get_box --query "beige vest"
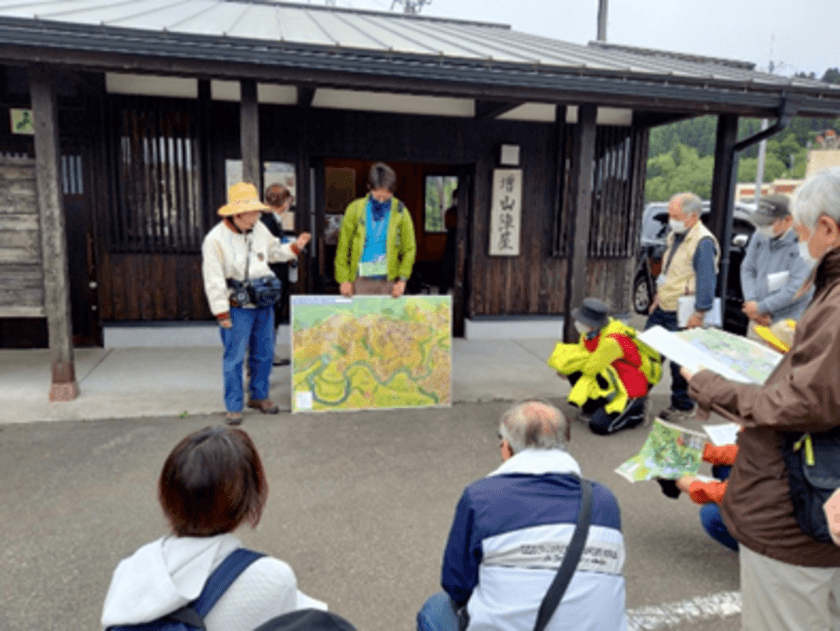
[657,221,720,311]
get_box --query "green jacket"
[334,195,417,283]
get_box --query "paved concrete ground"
[0,398,740,631]
[0,337,578,424]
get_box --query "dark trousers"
[644,307,694,411]
[568,372,647,435]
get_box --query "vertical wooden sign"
[489,168,522,256]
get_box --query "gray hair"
[791,167,840,230]
[669,192,703,218]
[367,162,397,193]
[499,400,569,453]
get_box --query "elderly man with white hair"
[682,167,840,631]
[417,401,627,631]
[645,191,719,424]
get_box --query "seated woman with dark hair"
[101,426,324,630]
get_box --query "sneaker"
[658,407,695,424]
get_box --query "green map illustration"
[291,295,451,413]
[615,419,707,483]
[677,328,781,384]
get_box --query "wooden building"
[1,2,839,398]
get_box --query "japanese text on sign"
[489,169,522,256]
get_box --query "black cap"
[571,298,610,330]
[749,194,790,227]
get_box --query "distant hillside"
[645,67,840,202]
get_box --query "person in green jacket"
[335,162,417,298]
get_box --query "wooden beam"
[563,103,597,343]
[240,78,260,190]
[297,86,315,108]
[708,113,739,300]
[30,65,77,401]
[474,100,522,120]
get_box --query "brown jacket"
[689,248,840,567]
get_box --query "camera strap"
[244,235,252,282]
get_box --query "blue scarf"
[370,197,390,222]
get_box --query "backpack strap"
[191,548,265,618]
[532,478,592,631]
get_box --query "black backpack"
[782,426,840,543]
[254,609,357,631]
[106,548,263,631]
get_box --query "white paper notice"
[677,296,723,328]
[295,391,313,410]
[767,271,789,293]
[703,422,740,446]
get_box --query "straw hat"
[218,182,270,216]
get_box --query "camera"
[227,279,251,308]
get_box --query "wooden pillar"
[452,168,473,337]
[31,65,77,401]
[240,79,260,190]
[563,104,597,342]
[709,114,739,298]
[198,79,214,214]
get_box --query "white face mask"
[574,321,594,336]
[669,219,687,234]
[756,225,776,239]
[799,239,819,268]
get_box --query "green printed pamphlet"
[615,418,707,483]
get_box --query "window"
[424,175,458,233]
[109,98,204,253]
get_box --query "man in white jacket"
[202,182,310,423]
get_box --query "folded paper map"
[615,418,707,483]
[638,326,783,385]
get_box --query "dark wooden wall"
[86,95,646,323]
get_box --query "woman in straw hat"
[202,182,311,424]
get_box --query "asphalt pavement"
[0,398,741,631]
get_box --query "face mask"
[574,321,593,336]
[756,225,776,239]
[669,219,687,234]
[799,239,819,268]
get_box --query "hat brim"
[747,212,776,227]
[217,200,270,216]
[571,307,607,329]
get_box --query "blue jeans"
[699,464,737,552]
[219,306,275,412]
[644,308,693,411]
[700,503,739,552]
[417,591,460,631]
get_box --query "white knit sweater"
[201,221,298,316]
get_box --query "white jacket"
[101,533,325,630]
[201,221,298,316]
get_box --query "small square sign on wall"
[10,108,34,135]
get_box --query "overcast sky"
[319,0,838,78]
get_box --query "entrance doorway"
[318,158,461,294]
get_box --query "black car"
[632,202,756,335]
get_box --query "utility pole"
[754,118,769,203]
[597,0,608,41]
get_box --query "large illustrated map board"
[291,295,452,413]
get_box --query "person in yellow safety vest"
[548,298,661,435]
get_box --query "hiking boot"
[657,407,695,424]
[247,399,280,414]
